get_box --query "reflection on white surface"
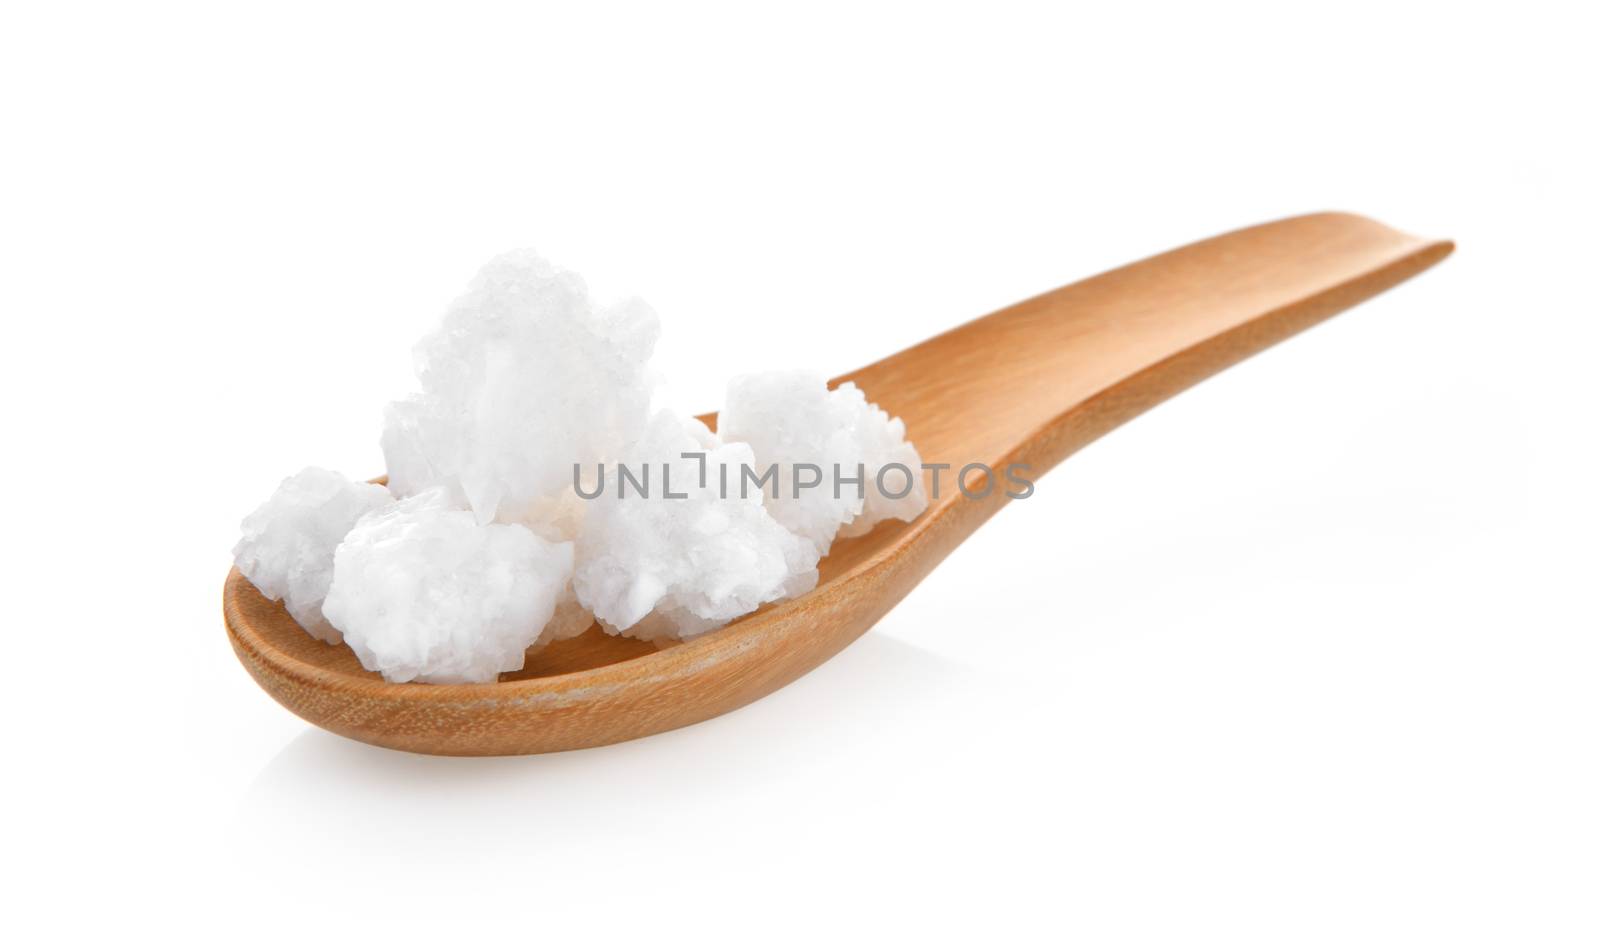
[236,631,979,870]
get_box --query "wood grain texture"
[223,212,1453,755]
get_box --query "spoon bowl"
[224,212,1453,755]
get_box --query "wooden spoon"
[224,212,1453,756]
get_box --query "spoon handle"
[842,212,1454,478]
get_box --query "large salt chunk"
[718,372,928,550]
[232,467,392,643]
[573,411,819,639]
[382,250,660,527]
[321,488,573,683]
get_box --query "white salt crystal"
[382,250,660,527]
[833,383,929,538]
[239,253,936,665]
[573,411,820,639]
[540,584,596,645]
[321,488,573,684]
[232,467,392,643]
[718,372,928,550]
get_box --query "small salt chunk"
[232,467,392,643]
[574,411,820,639]
[322,488,573,684]
[540,584,596,645]
[382,250,660,527]
[833,383,928,538]
[718,372,928,550]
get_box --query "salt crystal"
[321,488,573,684]
[232,467,392,643]
[833,383,929,537]
[382,250,660,528]
[541,584,596,645]
[237,255,934,680]
[718,372,928,550]
[573,411,820,638]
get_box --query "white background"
[4,2,1596,948]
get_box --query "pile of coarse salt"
[233,251,926,683]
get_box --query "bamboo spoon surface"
[224,212,1453,755]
